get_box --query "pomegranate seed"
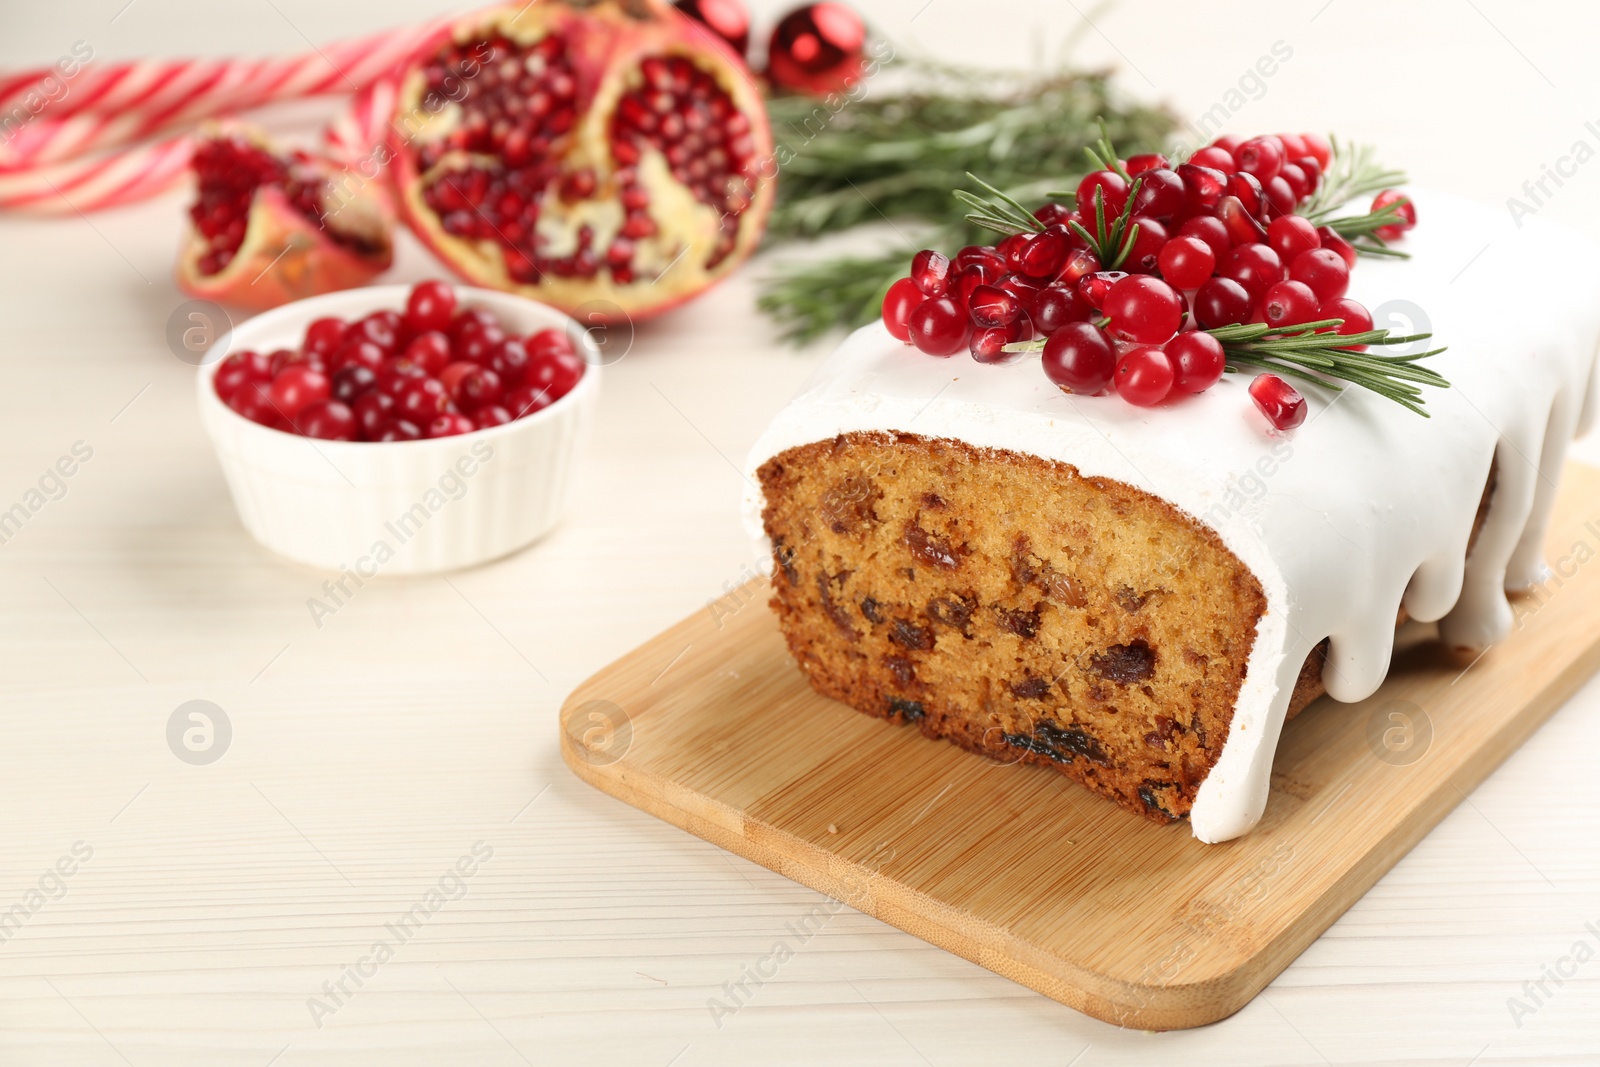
[1267,215,1320,264]
[954,245,1006,274]
[1103,275,1183,345]
[882,277,922,342]
[1225,171,1264,218]
[1176,163,1228,214]
[1033,284,1092,334]
[969,320,1027,365]
[1114,346,1175,407]
[303,318,348,358]
[1262,177,1297,218]
[1164,332,1226,395]
[910,249,951,296]
[1157,235,1216,290]
[1018,229,1070,279]
[907,297,970,356]
[269,365,330,421]
[1178,215,1232,261]
[1077,270,1127,310]
[1261,280,1321,328]
[1221,243,1285,301]
[1233,137,1283,182]
[405,280,457,334]
[1316,225,1358,270]
[1289,248,1350,303]
[1188,146,1236,173]
[1075,170,1129,221]
[992,274,1043,317]
[997,233,1029,271]
[1193,276,1253,329]
[1371,189,1416,240]
[968,284,1020,328]
[1249,373,1306,430]
[1129,168,1186,224]
[1056,247,1102,286]
[1217,195,1268,245]
[1042,323,1116,395]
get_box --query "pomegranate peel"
[176,128,394,312]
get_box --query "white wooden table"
[3,1,1598,1062]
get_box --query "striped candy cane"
[0,18,448,213]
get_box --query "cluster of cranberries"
[881,132,1417,430]
[213,281,586,441]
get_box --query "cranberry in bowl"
[198,282,599,574]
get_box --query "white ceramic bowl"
[197,285,599,575]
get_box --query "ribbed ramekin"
[197,285,598,574]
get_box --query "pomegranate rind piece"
[388,0,775,323]
[176,131,394,312]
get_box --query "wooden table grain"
[2,1,1599,1063]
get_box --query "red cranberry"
[1122,217,1168,274]
[1188,146,1236,172]
[297,400,357,440]
[527,352,585,399]
[1033,202,1075,226]
[505,384,553,418]
[489,338,531,386]
[1193,277,1253,328]
[303,318,347,359]
[1165,332,1226,394]
[1042,323,1116,395]
[1076,170,1130,221]
[1114,346,1175,407]
[460,366,504,409]
[1157,235,1216,290]
[269,365,330,421]
[1211,134,1244,155]
[1262,176,1296,218]
[214,350,272,402]
[1322,297,1373,349]
[882,277,922,342]
[378,359,429,399]
[1278,162,1310,202]
[1301,133,1332,169]
[1103,275,1183,345]
[910,249,951,296]
[1267,215,1320,264]
[1233,136,1283,182]
[267,348,304,378]
[454,324,506,364]
[331,364,378,404]
[1249,373,1306,430]
[1276,132,1308,160]
[1295,156,1323,196]
[474,405,513,430]
[1371,189,1416,240]
[1129,169,1186,224]
[352,392,393,439]
[906,297,970,356]
[1221,243,1284,301]
[526,328,577,362]
[1290,248,1350,303]
[376,418,423,443]
[403,331,452,376]
[449,308,499,346]
[395,377,451,422]
[332,338,385,374]
[354,311,402,353]
[228,380,280,427]
[1261,280,1321,328]
[427,412,477,438]
[1033,284,1092,334]
[405,280,457,335]
[1178,215,1232,261]
[1316,225,1358,270]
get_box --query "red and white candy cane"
[0,19,446,213]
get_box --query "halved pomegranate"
[389,0,775,322]
[176,130,394,311]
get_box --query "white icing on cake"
[742,190,1600,842]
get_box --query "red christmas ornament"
[766,3,866,96]
[673,0,751,58]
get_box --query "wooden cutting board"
[560,462,1600,1030]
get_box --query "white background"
[2,1,1599,1063]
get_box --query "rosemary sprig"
[1301,136,1410,258]
[1006,318,1450,415]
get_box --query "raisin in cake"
[742,191,1600,842]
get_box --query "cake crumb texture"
[757,431,1269,822]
